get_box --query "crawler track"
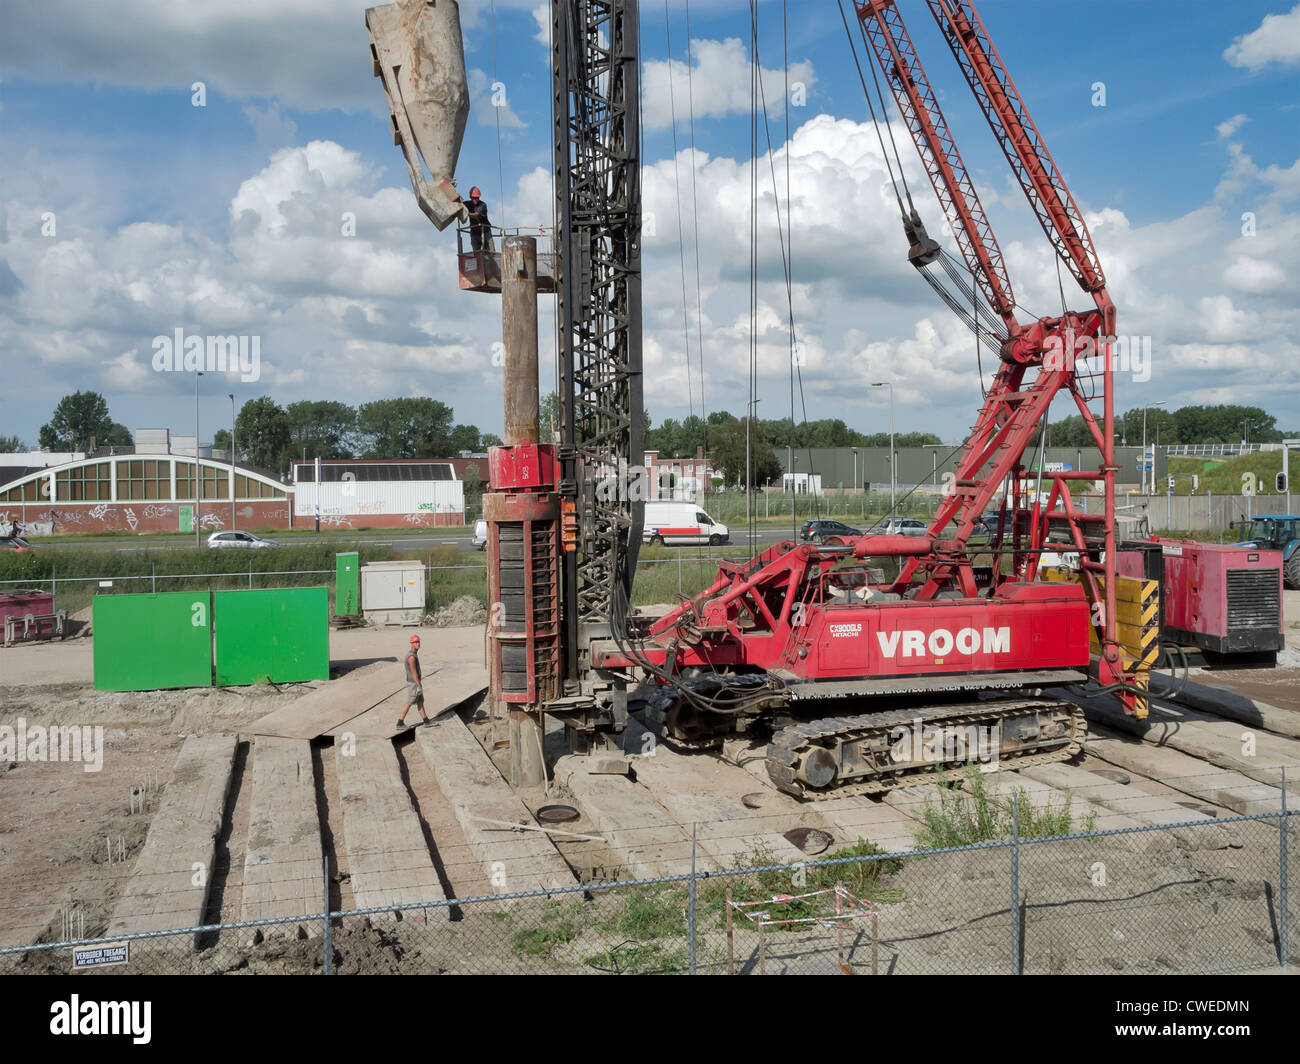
[765,698,1087,799]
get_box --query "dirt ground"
[2,606,1298,975]
[0,624,485,955]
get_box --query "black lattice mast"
[554,0,644,676]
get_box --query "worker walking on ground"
[465,186,492,252]
[397,634,430,729]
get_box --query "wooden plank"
[335,738,447,921]
[1082,693,1300,794]
[248,661,402,739]
[1086,736,1288,815]
[327,663,487,740]
[616,720,811,866]
[241,737,324,933]
[1020,762,1241,850]
[1150,674,1300,740]
[554,756,718,879]
[413,719,576,898]
[107,734,237,947]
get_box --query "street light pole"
[194,370,204,548]
[228,393,236,533]
[872,382,894,514]
[852,447,860,518]
[1142,402,1166,496]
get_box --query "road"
[27,523,804,555]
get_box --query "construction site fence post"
[688,822,698,975]
[1282,768,1289,970]
[725,887,735,975]
[1011,790,1021,975]
[323,856,333,975]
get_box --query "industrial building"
[0,428,290,534]
[643,448,715,500]
[778,445,1165,494]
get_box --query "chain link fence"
[3,808,1294,976]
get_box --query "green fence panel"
[92,592,213,691]
[213,587,330,686]
[336,552,360,616]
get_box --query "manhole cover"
[537,804,580,824]
[1090,769,1131,786]
[783,827,834,855]
[741,792,766,809]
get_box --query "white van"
[642,501,729,546]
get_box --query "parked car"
[867,517,929,537]
[0,535,35,552]
[799,519,863,544]
[472,518,488,551]
[205,530,278,549]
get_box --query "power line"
[664,0,696,428]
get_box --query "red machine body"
[1126,538,1284,655]
[596,541,1090,683]
[484,443,562,704]
[584,0,1144,797]
[488,443,562,494]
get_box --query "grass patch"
[910,766,1096,849]
[510,899,585,956]
[1168,451,1284,496]
[0,542,395,616]
[728,839,904,927]
[583,940,689,975]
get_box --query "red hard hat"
[410,634,421,644]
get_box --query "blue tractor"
[1234,516,1300,589]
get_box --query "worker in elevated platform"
[466,186,493,253]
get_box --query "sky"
[1,0,1298,451]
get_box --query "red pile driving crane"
[370,0,1150,800]
[590,0,1149,798]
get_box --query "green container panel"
[92,592,213,691]
[336,552,360,616]
[213,587,330,686]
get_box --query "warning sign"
[73,942,129,969]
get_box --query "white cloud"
[4,98,1300,447]
[468,68,526,132]
[243,102,299,150]
[641,38,817,132]
[0,0,549,113]
[1223,254,1289,293]
[531,4,550,47]
[1224,4,1300,70]
[1216,114,1250,139]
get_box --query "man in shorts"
[397,633,430,729]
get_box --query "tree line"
[6,393,1298,487]
[218,397,502,471]
[1049,404,1298,449]
[0,392,501,473]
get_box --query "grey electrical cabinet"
[360,561,426,625]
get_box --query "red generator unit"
[1123,539,1284,656]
